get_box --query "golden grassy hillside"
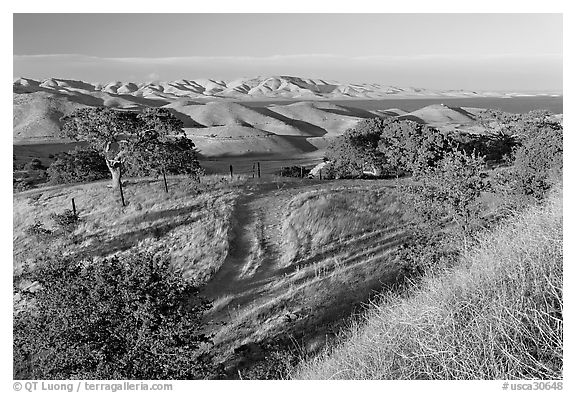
[13,176,242,285]
[293,188,562,379]
[200,181,410,367]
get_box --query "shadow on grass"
[80,205,201,258]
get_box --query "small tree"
[14,251,218,380]
[478,109,563,200]
[60,107,198,189]
[512,123,562,199]
[400,149,489,264]
[325,118,388,178]
[378,119,450,176]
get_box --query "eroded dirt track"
[202,180,320,305]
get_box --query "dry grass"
[13,175,243,285]
[293,188,562,380]
[280,186,405,266]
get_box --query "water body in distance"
[240,96,563,114]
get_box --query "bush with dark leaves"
[47,148,109,185]
[14,251,220,380]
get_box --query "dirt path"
[198,178,409,373]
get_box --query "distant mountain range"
[12,75,560,158]
[14,75,557,104]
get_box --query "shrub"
[325,118,388,178]
[239,348,299,380]
[14,251,219,380]
[378,119,450,176]
[512,123,562,199]
[402,149,489,238]
[451,131,518,162]
[49,210,79,234]
[23,158,45,171]
[277,166,310,178]
[23,221,53,241]
[326,118,451,178]
[13,178,34,192]
[47,148,109,185]
[398,149,489,274]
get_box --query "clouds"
[13,53,562,91]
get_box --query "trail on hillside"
[199,179,408,372]
[201,181,310,306]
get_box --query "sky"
[13,13,563,91]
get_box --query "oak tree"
[60,107,199,188]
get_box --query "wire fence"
[47,157,329,211]
[199,157,326,179]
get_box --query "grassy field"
[293,187,562,379]
[13,175,243,285]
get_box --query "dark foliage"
[47,148,109,185]
[14,251,219,380]
[397,232,460,276]
[13,155,24,171]
[451,131,519,162]
[325,118,388,178]
[23,221,53,241]
[124,136,203,179]
[24,158,46,171]
[277,166,310,178]
[238,349,299,380]
[511,121,563,200]
[398,149,489,273]
[378,119,450,176]
[326,118,451,178]
[478,109,563,200]
[409,149,489,236]
[49,210,79,234]
[13,178,35,192]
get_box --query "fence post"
[229,164,233,179]
[319,169,322,180]
[119,180,126,207]
[300,166,304,178]
[162,170,169,193]
[252,163,255,178]
[257,162,261,178]
[71,198,77,217]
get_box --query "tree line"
[323,110,562,275]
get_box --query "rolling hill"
[14,75,497,104]
[398,104,476,125]
[13,75,505,157]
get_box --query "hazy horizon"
[13,14,563,91]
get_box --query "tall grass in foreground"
[293,188,562,380]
